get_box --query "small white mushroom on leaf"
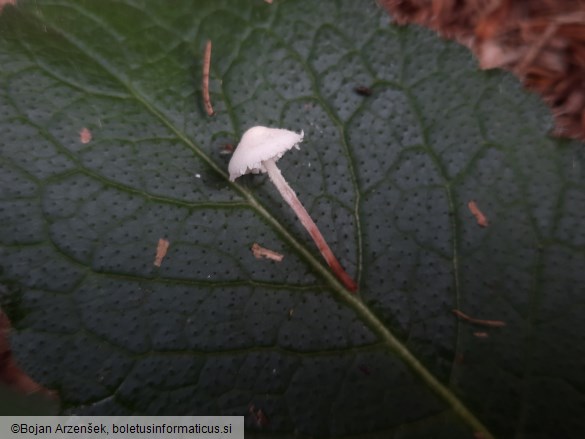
[228,126,358,293]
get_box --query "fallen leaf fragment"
[202,40,214,116]
[79,127,92,144]
[453,309,506,328]
[154,238,170,267]
[264,0,273,3]
[468,200,489,227]
[251,243,284,262]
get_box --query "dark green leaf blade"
[1,1,584,438]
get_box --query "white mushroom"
[229,126,358,292]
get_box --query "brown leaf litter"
[380,0,585,141]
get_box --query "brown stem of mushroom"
[262,159,358,292]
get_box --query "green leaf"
[1,0,584,437]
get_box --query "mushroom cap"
[228,126,304,181]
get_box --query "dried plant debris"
[202,39,214,116]
[251,243,284,262]
[380,0,585,141]
[468,200,489,227]
[452,309,506,327]
[154,238,170,267]
[79,127,92,144]
[354,85,373,96]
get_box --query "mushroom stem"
[262,159,358,292]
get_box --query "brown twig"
[516,22,559,75]
[202,39,214,116]
[467,200,489,227]
[251,243,284,262]
[452,309,506,327]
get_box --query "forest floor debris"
[453,309,506,327]
[380,0,585,141]
[251,243,284,262]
